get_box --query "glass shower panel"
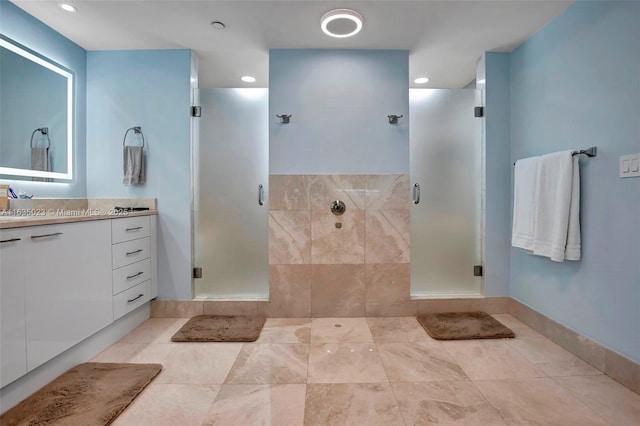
[410,89,483,297]
[193,88,269,299]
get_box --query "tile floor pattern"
[89,315,640,426]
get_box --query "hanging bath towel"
[512,156,539,251]
[512,150,581,262]
[531,151,581,261]
[31,147,51,182]
[123,146,146,186]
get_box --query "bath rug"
[171,315,266,342]
[417,312,515,340]
[0,362,162,426]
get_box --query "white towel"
[564,156,581,260]
[531,151,580,261]
[512,151,581,262]
[123,146,146,186]
[512,156,539,251]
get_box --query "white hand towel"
[531,150,580,261]
[123,146,146,186]
[512,156,539,251]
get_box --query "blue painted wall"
[0,1,86,196]
[509,1,640,362]
[86,50,193,300]
[269,49,409,174]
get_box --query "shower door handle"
[258,184,264,206]
[413,183,420,204]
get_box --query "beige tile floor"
[90,315,640,426]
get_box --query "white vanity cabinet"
[24,220,113,371]
[0,228,27,388]
[0,213,157,387]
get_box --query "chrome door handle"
[126,249,143,256]
[258,184,264,206]
[413,183,421,204]
[31,232,63,239]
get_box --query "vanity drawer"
[113,280,151,321]
[112,216,150,244]
[113,259,151,295]
[112,237,150,269]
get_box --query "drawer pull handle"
[126,271,144,279]
[127,293,144,303]
[0,238,21,243]
[31,232,63,239]
[126,249,143,256]
[126,226,143,231]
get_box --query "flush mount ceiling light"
[414,77,430,84]
[59,3,77,12]
[321,9,363,38]
[241,75,256,83]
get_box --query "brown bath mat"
[417,311,515,340]
[0,362,162,426]
[171,315,266,342]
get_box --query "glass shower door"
[410,89,483,297]
[193,88,269,299]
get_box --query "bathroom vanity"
[0,212,157,388]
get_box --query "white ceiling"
[11,0,572,88]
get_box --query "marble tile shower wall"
[263,174,412,318]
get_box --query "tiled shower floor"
[92,315,640,425]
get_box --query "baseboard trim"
[509,298,639,395]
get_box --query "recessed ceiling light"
[321,9,363,38]
[414,77,430,84]
[59,3,77,12]
[211,21,226,30]
[241,76,256,83]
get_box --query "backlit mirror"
[0,36,73,181]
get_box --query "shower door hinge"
[193,267,203,279]
[474,106,484,117]
[473,265,484,277]
[191,106,201,117]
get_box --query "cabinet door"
[24,220,113,371]
[0,229,27,387]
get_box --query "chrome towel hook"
[387,114,403,124]
[276,114,292,124]
[30,127,51,149]
[123,126,145,147]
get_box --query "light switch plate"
[620,153,640,178]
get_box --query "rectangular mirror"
[0,35,73,181]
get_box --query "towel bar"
[30,127,51,149]
[123,126,145,147]
[513,147,596,165]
